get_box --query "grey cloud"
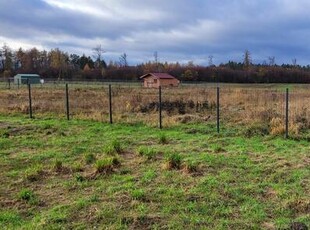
[0,0,309,65]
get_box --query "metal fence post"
[109,84,113,124]
[285,88,289,138]
[28,83,33,118]
[65,83,70,120]
[217,87,220,133]
[8,78,11,89]
[159,86,162,129]
[17,79,20,89]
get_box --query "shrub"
[165,153,182,170]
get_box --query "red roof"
[140,73,177,80]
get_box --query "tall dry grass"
[0,83,309,133]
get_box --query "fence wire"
[0,82,309,135]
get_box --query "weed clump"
[103,139,123,155]
[71,162,83,172]
[214,145,226,153]
[158,133,168,144]
[131,189,146,201]
[75,174,85,182]
[137,146,157,160]
[24,165,44,182]
[53,160,63,172]
[182,160,199,173]
[270,117,285,135]
[18,189,38,205]
[18,189,35,201]
[243,123,269,137]
[85,153,96,164]
[95,157,120,174]
[164,153,182,170]
[270,117,302,136]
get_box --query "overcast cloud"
[0,0,310,65]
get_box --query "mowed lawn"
[0,115,309,229]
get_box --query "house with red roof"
[140,73,180,88]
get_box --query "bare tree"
[208,55,214,66]
[243,49,252,68]
[92,45,106,76]
[292,58,297,67]
[92,45,105,62]
[119,53,128,67]
[268,56,275,66]
[154,51,159,72]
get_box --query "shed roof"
[140,73,177,80]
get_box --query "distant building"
[140,73,180,88]
[14,74,41,84]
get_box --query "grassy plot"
[0,115,309,229]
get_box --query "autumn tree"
[0,44,13,77]
[49,48,69,79]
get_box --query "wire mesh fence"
[0,81,309,137]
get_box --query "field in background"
[0,115,309,229]
[0,82,309,137]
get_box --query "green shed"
[14,74,41,84]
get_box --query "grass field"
[0,83,309,137]
[0,114,309,229]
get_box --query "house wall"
[159,79,179,87]
[143,76,160,88]
[14,76,40,84]
[143,76,180,88]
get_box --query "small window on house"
[154,79,158,83]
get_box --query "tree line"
[1,44,310,83]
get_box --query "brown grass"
[0,83,309,131]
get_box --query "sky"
[0,0,310,66]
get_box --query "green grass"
[0,114,309,229]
